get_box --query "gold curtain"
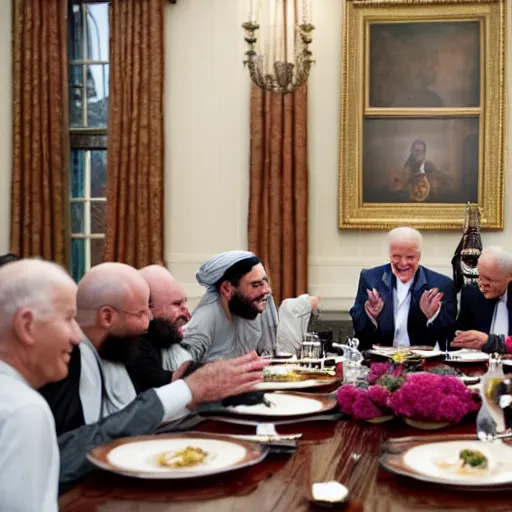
[104,0,164,267]
[11,0,69,264]
[248,86,308,305]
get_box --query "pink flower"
[352,393,383,419]
[368,362,392,384]
[388,373,479,423]
[368,385,391,409]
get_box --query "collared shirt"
[0,361,59,512]
[490,290,509,336]
[79,337,192,423]
[393,279,413,347]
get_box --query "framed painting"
[339,0,506,230]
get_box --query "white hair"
[0,259,75,330]
[388,226,423,251]
[480,246,512,275]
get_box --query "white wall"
[164,0,511,312]
[164,0,251,306]
[0,0,12,253]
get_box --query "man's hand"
[172,360,192,382]
[309,295,321,313]
[451,330,489,350]
[184,351,269,405]
[419,288,443,320]
[365,288,384,319]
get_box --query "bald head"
[138,265,190,343]
[76,262,150,328]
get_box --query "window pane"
[91,238,105,267]
[87,3,110,61]
[71,202,85,233]
[91,150,107,197]
[91,202,105,234]
[70,150,85,198]
[71,238,86,282]
[68,2,85,61]
[69,64,85,127]
[86,64,109,128]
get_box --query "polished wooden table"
[59,414,512,512]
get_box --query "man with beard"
[181,251,279,362]
[350,227,457,350]
[126,265,193,392]
[39,262,268,489]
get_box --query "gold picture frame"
[339,0,506,230]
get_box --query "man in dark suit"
[350,227,457,350]
[452,246,512,352]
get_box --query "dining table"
[58,361,512,512]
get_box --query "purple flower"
[388,372,479,423]
[352,393,383,419]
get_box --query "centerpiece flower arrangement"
[336,361,480,426]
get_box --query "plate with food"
[381,439,512,489]
[255,365,339,391]
[368,347,443,362]
[225,391,337,417]
[447,349,490,363]
[87,432,267,479]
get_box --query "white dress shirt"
[393,279,413,347]
[79,337,192,423]
[0,361,59,512]
[490,290,509,336]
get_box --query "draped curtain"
[104,0,165,267]
[248,86,308,305]
[11,0,69,264]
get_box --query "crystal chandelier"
[242,0,314,94]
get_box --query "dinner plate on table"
[381,439,512,490]
[447,349,489,363]
[225,392,337,417]
[87,432,267,479]
[256,365,340,391]
[368,346,443,360]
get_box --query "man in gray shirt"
[181,251,279,362]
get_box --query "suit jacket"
[350,264,457,350]
[455,282,512,335]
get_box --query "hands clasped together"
[364,287,444,320]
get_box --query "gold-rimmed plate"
[381,438,512,490]
[87,432,267,479]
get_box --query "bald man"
[39,262,268,489]
[0,259,81,512]
[127,265,192,392]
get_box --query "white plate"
[368,348,443,359]
[448,350,490,363]
[254,378,338,391]
[226,392,336,417]
[459,374,480,385]
[403,440,512,486]
[87,433,267,479]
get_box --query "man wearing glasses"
[452,246,512,352]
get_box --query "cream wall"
[164,0,511,312]
[0,0,12,254]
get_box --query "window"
[68,1,109,281]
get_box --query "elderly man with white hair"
[452,246,512,353]
[350,226,457,350]
[0,259,81,512]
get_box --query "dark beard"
[98,333,141,365]
[146,318,183,349]
[228,290,263,320]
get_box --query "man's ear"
[97,306,114,329]
[13,308,36,346]
[219,280,234,299]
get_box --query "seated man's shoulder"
[0,377,51,420]
[421,266,453,286]
[361,263,389,280]
[460,282,482,300]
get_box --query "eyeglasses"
[95,304,153,320]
